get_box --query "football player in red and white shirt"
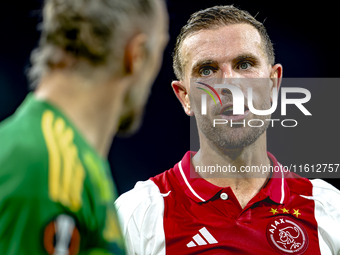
[115,5,340,255]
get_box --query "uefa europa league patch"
[266,216,309,254]
[44,214,80,255]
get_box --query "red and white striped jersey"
[115,152,340,254]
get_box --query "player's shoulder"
[287,174,340,199]
[115,179,167,231]
[0,96,47,154]
[115,179,164,215]
[0,119,46,174]
[300,179,340,252]
[293,178,340,220]
[0,99,52,196]
[115,166,180,225]
[0,128,48,199]
[115,179,168,254]
[309,178,340,191]
[306,179,340,208]
[0,110,46,155]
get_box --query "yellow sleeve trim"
[41,110,85,212]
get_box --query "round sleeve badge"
[266,216,309,254]
[44,214,81,255]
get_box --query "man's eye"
[200,68,213,76]
[239,62,251,70]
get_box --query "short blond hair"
[173,5,275,80]
[29,0,159,86]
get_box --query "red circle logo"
[266,216,308,254]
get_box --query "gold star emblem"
[293,209,301,218]
[269,208,278,215]
[281,208,289,213]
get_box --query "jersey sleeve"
[115,180,166,255]
[0,141,121,255]
[0,97,125,255]
[0,190,90,254]
[0,192,117,255]
[301,179,340,255]
[0,145,64,254]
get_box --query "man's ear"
[171,80,193,116]
[124,33,148,74]
[270,64,283,102]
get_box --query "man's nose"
[217,66,240,96]
[221,64,239,79]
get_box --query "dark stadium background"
[0,0,339,195]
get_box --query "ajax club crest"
[266,216,309,254]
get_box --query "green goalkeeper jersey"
[0,93,126,255]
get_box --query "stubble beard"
[195,98,271,150]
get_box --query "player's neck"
[193,132,270,174]
[35,71,128,158]
[192,133,270,208]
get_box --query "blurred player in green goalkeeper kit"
[0,0,168,254]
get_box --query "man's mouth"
[220,105,249,116]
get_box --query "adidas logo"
[186,227,218,248]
